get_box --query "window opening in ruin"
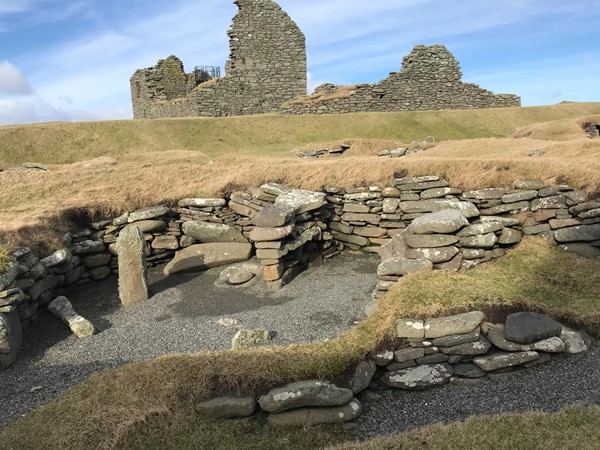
[194,66,221,85]
[377,94,385,99]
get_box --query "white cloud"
[0,61,33,95]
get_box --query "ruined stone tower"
[130,0,307,119]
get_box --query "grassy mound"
[329,405,600,450]
[1,238,598,449]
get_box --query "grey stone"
[128,205,169,222]
[560,327,589,354]
[40,249,71,268]
[267,398,363,427]
[502,190,538,204]
[406,246,459,263]
[183,221,247,244]
[401,200,479,218]
[504,312,562,344]
[395,347,425,363]
[251,204,295,227]
[452,363,487,378]
[195,397,257,419]
[343,203,370,213]
[416,353,449,365]
[459,233,498,249]
[349,360,377,394]
[432,329,480,347]
[479,201,530,215]
[532,337,566,353]
[484,323,523,351]
[396,319,425,339]
[555,225,600,243]
[47,296,96,339]
[474,351,539,371]
[394,176,441,185]
[405,234,459,248]
[0,262,18,291]
[458,222,503,237]
[382,363,453,390]
[377,258,433,276]
[515,180,545,190]
[71,240,105,255]
[82,253,111,269]
[151,235,180,250]
[116,226,148,307]
[249,224,294,242]
[463,188,511,200]
[408,210,469,234]
[179,198,227,208]
[499,228,523,245]
[126,220,167,234]
[275,189,327,214]
[439,336,491,355]
[90,266,112,281]
[341,213,381,225]
[531,195,566,211]
[579,209,600,219]
[424,311,485,339]
[480,216,521,227]
[258,380,353,413]
[164,243,252,275]
[231,329,271,350]
[560,243,600,259]
[0,310,22,369]
[420,187,463,200]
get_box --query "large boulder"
[116,226,149,307]
[504,312,562,344]
[258,380,353,413]
[408,210,469,235]
[267,399,363,427]
[164,243,252,275]
[47,296,96,339]
[182,221,247,244]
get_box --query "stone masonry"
[130,0,307,119]
[283,45,521,115]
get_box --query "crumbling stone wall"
[282,45,521,115]
[130,0,307,119]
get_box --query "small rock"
[474,351,539,371]
[195,397,257,419]
[267,398,363,427]
[382,363,453,390]
[231,329,271,350]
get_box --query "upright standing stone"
[116,226,149,307]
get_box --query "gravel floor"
[0,252,379,428]
[355,346,600,439]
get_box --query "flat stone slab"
[116,226,149,307]
[275,189,327,214]
[459,233,498,249]
[195,397,257,419]
[406,246,459,264]
[474,351,539,371]
[382,363,453,390]
[439,336,491,356]
[408,210,469,234]
[128,205,169,222]
[377,257,433,276]
[164,243,253,275]
[267,398,363,427]
[424,311,485,339]
[251,204,295,227]
[555,225,600,243]
[432,329,480,347]
[258,380,353,413]
[453,363,487,378]
[179,198,227,208]
[182,221,248,244]
[249,225,294,242]
[504,312,562,344]
[396,319,425,339]
[405,234,459,248]
[458,222,504,237]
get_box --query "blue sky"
[0,0,599,125]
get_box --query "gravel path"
[356,346,600,439]
[0,253,379,428]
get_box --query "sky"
[0,0,599,125]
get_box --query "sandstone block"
[116,226,148,307]
[164,243,252,275]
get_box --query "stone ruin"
[130,1,521,119]
[130,0,307,119]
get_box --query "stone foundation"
[1,177,598,369]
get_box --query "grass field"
[0,104,599,252]
[1,238,598,450]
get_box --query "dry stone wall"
[1,176,599,370]
[130,0,307,119]
[283,45,520,115]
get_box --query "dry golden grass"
[510,114,600,141]
[1,132,599,252]
[1,238,598,449]
[328,406,600,450]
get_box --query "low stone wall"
[193,309,591,426]
[1,177,599,369]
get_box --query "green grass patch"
[1,102,599,166]
[329,405,600,450]
[0,248,10,274]
[1,238,598,449]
